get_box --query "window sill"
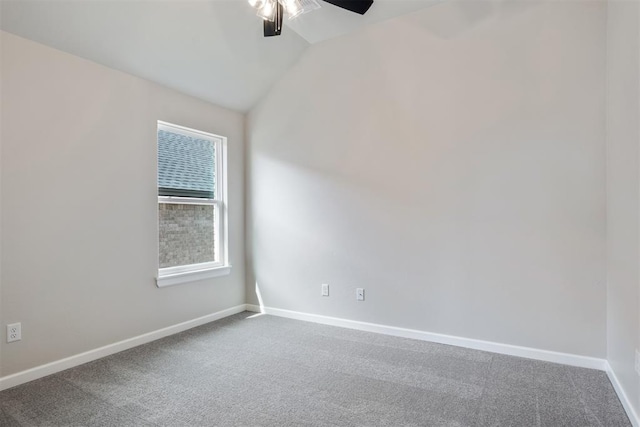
[156,265,231,288]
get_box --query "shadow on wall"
[246,0,606,357]
[246,152,540,330]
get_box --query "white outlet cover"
[356,288,365,301]
[7,322,21,343]
[321,284,329,297]
[635,350,640,376]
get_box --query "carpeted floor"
[0,312,632,426]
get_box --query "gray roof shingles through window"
[158,129,216,198]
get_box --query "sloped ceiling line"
[0,0,440,112]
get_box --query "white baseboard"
[246,304,607,371]
[3,302,623,419]
[0,304,247,392]
[606,362,640,427]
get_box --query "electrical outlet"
[356,288,364,301]
[321,283,329,297]
[635,350,640,376]
[7,323,21,343]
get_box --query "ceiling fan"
[248,0,374,37]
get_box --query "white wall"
[0,29,4,375]
[0,31,246,376]
[247,0,607,357]
[606,0,640,417]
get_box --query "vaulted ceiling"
[0,0,441,111]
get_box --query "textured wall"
[158,203,216,268]
[0,31,245,376]
[247,0,607,358]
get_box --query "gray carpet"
[0,312,632,426]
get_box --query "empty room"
[0,0,639,425]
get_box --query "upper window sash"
[157,121,223,200]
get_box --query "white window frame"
[156,121,230,288]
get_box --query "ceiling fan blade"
[321,0,373,15]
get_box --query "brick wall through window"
[158,203,216,268]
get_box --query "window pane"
[158,203,216,268]
[158,129,216,199]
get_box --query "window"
[156,121,229,287]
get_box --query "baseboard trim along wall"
[606,362,640,427]
[245,304,607,371]
[0,304,247,392]
[246,305,640,423]
[5,302,634,425]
